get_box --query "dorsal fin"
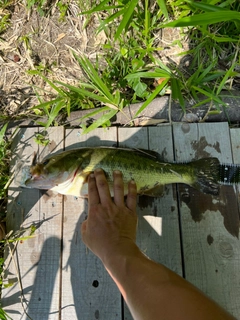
[131,148,165,161]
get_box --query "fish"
[21,147,222,197]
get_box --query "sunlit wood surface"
[2,123,240,320]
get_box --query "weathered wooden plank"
[2,127,64,320]
[118,126,182,320]
[173,122,240,319]
[229,128,240,318]
[26,127,64,320]
[148,126,182,275]
[61,128,121,320]
[230,128,240,162]
[230,128,240,213]
[2,127,41,319]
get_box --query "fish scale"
[21,147,240,197]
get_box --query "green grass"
[1,0,239,130]
[0,0,12,34]
[0,1,238,188]
[15,0,239,131]
[0,1,239,318]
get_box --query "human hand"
[81,169,138,266]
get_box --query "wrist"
[101,241,142,273]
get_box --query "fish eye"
[42,159,49,166]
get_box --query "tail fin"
[191,158,220,195]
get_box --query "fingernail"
[90,173,95,178]
[95,168,102,173]
[130,179,136,185]
[114,170,121,175]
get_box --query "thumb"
[81,220,87,237]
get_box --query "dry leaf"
[134,117,168,126]
[54,33,66,43]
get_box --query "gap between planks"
[2,123,240,320]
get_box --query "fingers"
[94,169,112,205]
[88,173,100,207]
[89,169,137,212]
[126,180,137,212]
[113,170,124,207]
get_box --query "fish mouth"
[24,174,57,189]
[18,166,32,187]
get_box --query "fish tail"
[191,158,220,195]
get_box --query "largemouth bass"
[22,147,224,197]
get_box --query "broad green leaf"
[134,78,169,117]
[162,11,240,27]
[133,80,148,97]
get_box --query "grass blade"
[82,0,114,14]
[156,0,168,19]
[74,54,114,101]
[125,70,170,80]
[37,99,66,128]
[0,123,8,143]
[28,70,66,96]
[97,9,125,33]
[56,81,117,105]
[216,64,236,95]
[184,0,226,12]
[191,85,225,105]
[162,11,240,27]
[80,106,110,121]
[171,78,185,109]
[82,109,117,134]
[115,0,139,40]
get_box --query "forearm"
[104,244,236,320]
[82,170,235,320]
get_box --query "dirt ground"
[0,2,189,122]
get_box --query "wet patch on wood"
[179,185,239,238]
[191,137,221,159]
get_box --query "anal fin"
[140,185,165,197]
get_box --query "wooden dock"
[2,123,240,320]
